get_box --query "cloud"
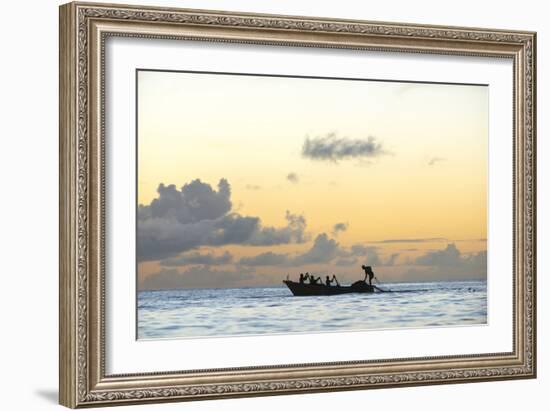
[332,222,348,236]
[138,179,307,261]
[209,213,260,246]
[334,257,357,266]
[140,266,255,290]
[301,132,386,163]
[414,243,485,268]
[240,233,340,266]
[415,243,462,266]
[428,157,445,166]
[245,184,261,190]
[137,213,261,261]
[350,247,381,266]
[347,244,369,256]
[293,233,340,265]
[239,252,289,266]
[138,179,231,223]
[385,253,400,266]
[372,237,447,244]
[286,173,299,183]
[339,244,399,266]
[161,251,232,267]
[292,239,398,267]
[237,236,399,268]
[246,211,308,246]
[409,243,487,280]
[241,233,342,266]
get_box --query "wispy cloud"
[371,237,448,244]
[239,252,289,267]
[245,184,261,190]
[332,222,348,236]
[339,244,399,266]
[286,172,299,183]
[161,251,232,267]
[428,157,445,166]
[302,132,386,163]
[140,266,255,290]
[334,257,358,266]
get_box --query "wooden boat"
[283,280,374,296]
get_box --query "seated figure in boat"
[299,273,309,284]
[325,274,340,287]
[308,274,321,285]
[361,265,375,285]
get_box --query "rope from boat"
[373,277,391,292]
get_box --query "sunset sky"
[136,70,488,290]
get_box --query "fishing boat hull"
[283,280,374,296]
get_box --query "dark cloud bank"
[237,233,339,267]
[143,240,486,290]
[231,241,485,282]
[401,244,487,281]
[237,234,396,268]
[414,243,486,270]
[137,179,307,261]
[138,180,486,289]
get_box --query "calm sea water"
[137,280,487,339]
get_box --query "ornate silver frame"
[59,2,536,408]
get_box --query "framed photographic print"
[59,2,537,408]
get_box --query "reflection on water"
[138,280,487,339]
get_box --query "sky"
[136,70,488,290]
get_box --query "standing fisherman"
[361,265,375,285]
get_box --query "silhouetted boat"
[283,280,374,296]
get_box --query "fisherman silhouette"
[299,273,306,284]
[362,265,374,285]
[309,274,321,285]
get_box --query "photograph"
[56,2,536,407]
[136,70,489,339]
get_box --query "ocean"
[137,280,487,339]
